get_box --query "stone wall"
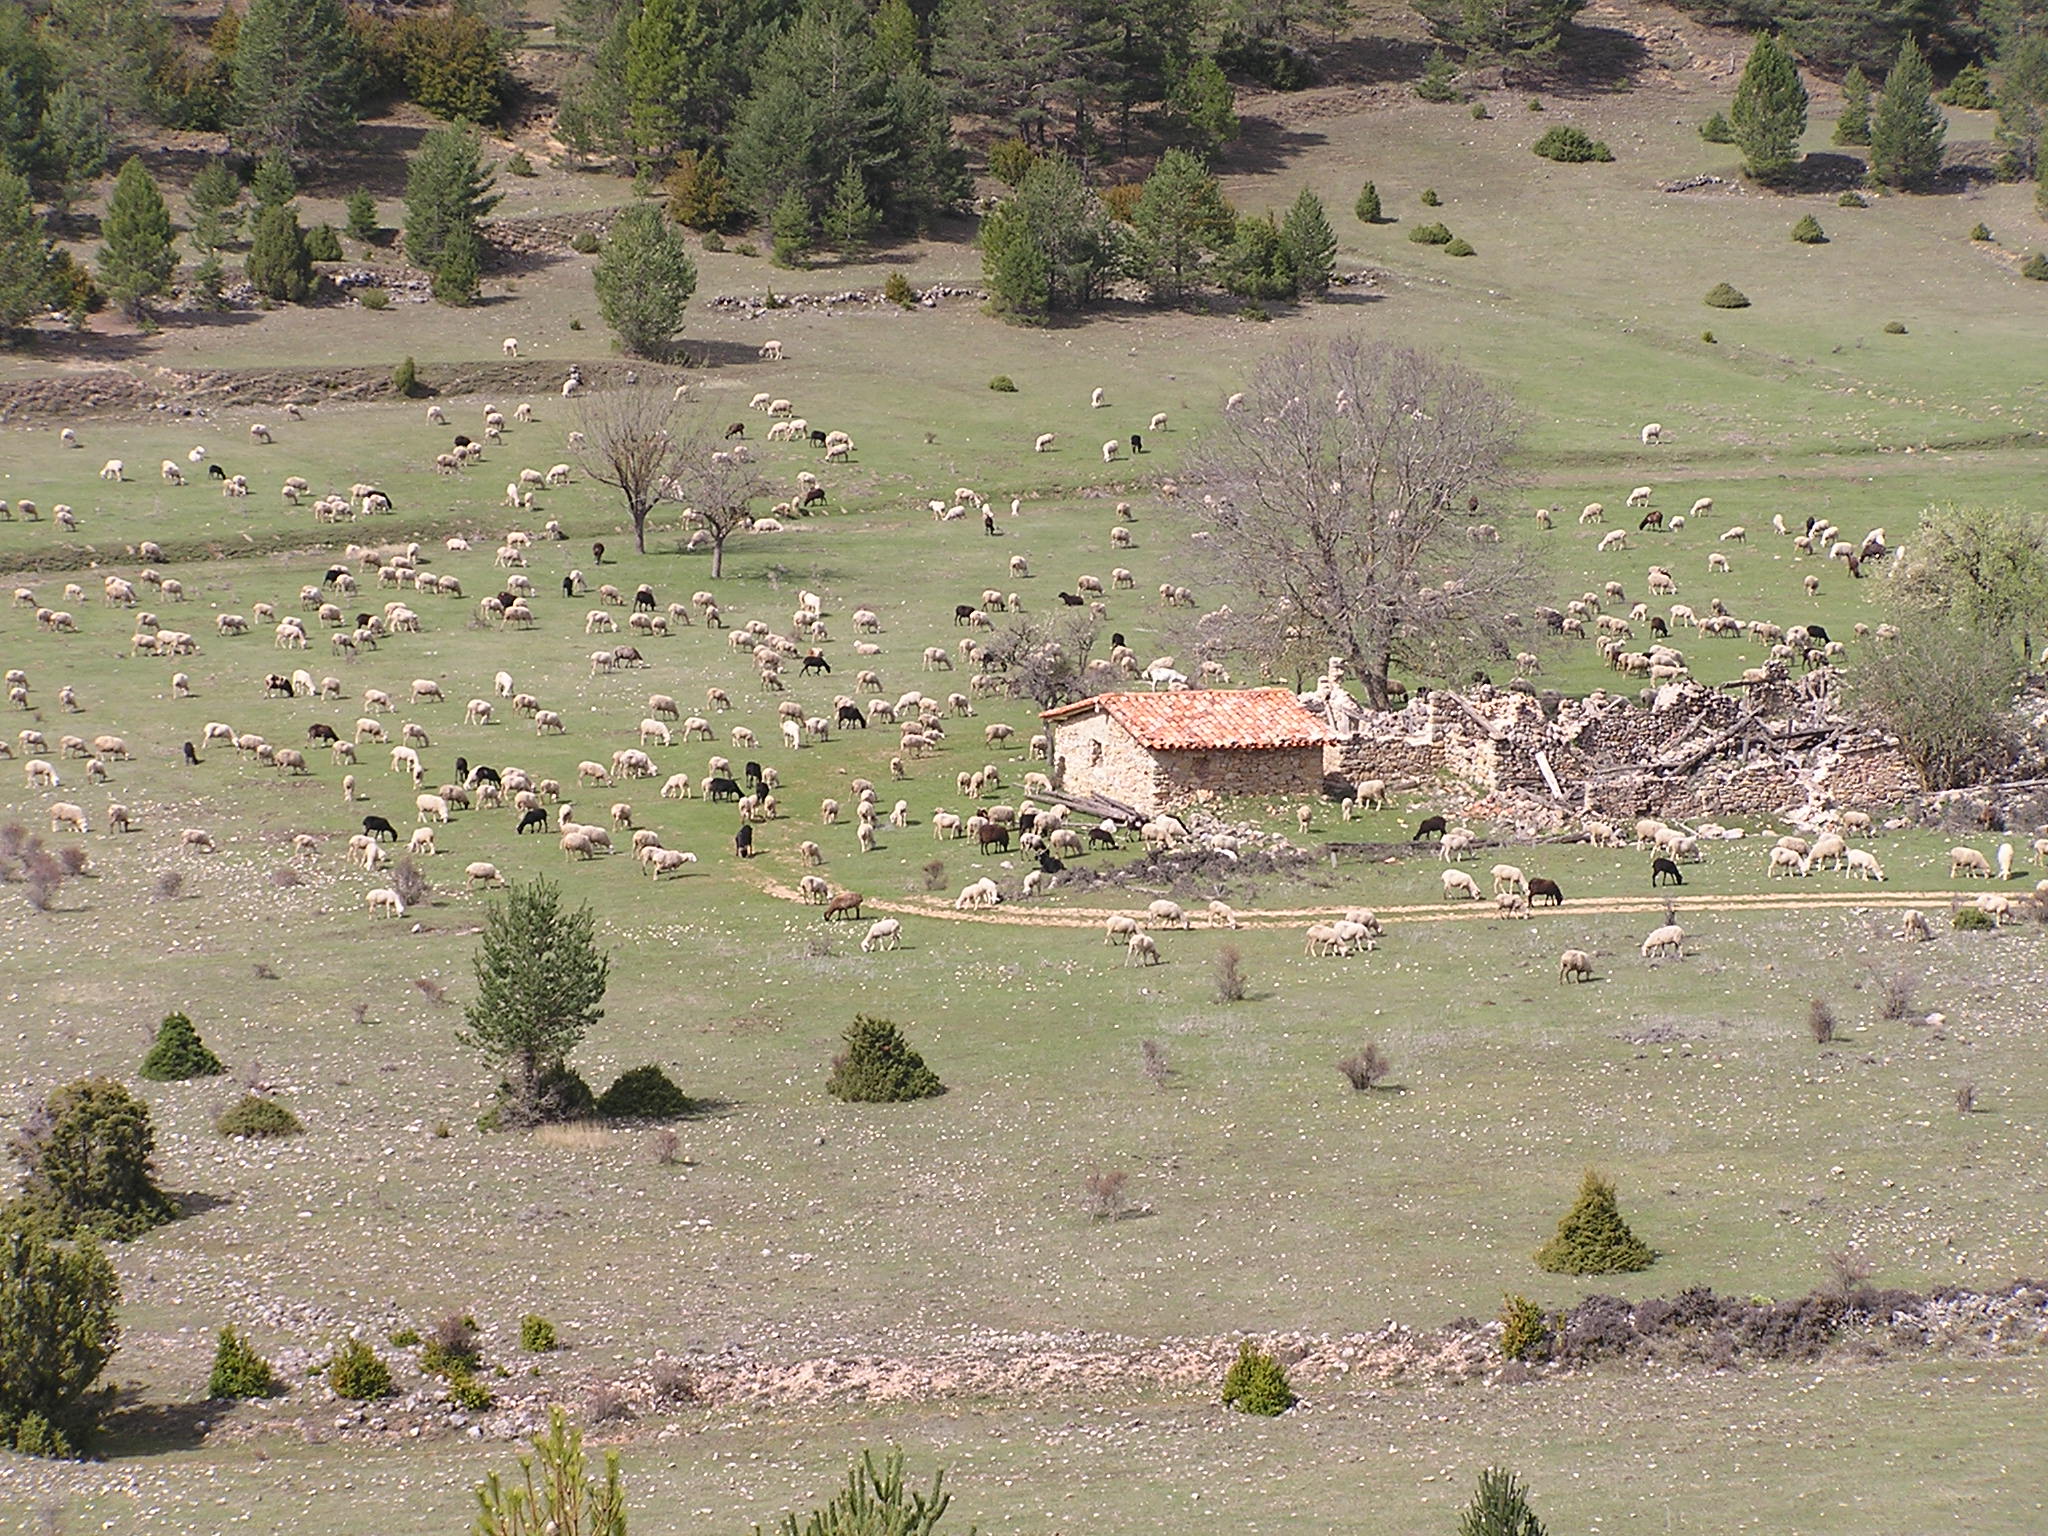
[1050,715,1324,814]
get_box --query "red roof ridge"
[1042,688,1331,750]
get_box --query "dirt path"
[762,875,1961,930]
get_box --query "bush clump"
[327,1337,394,1400]
[2023,252,2048,282]
[6,1077,177,1241]
[1791,213,1827,244]
[987,374,1016,392]
[208,1326,284,1399]
[595,1064,694,1120]
[1419,187,1441,206]
[419,1313,481,1377]
[1499,1294,1552,1362]
[358,288,390,310]
[446,1371,494,1410]
[304,223,344,261]
[826,1015,944,1103]
[1532,125,1613,162]
[883,271,916,307]
[1883,319,1908,333]
[569,228,600,255]
[1704,281,1751,308]
[1457,1466,1548,1536]
[345,190,379,242]
[1953,905,1996,930]
[1700,111,1734,143]
[392,355,423,396]
[1354,181,1382,223]
[216,1094,303,1138]
[0,1224,121,1455]
[1942,62,1992,110]
[505,150,536,177]
[520,1314,558,1352]
[1415,49,1461,103]
[1219,1339,1296,1415]
[1969,222,1992,241]
[1408,222,1454,245]
[1839,190,1868,207]
[1445,237,1476,256]
[140,1011,225,1081]
[1534,1170,1655,1275]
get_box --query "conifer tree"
[1534,1170,1654,1275]
[230,0,359,155]
[1834,64,1872,145]
[1870,36,1948,190]
[592,203,696,355]
[1730,34,1808,184]
[1280,187,1337,297]
[0,168,54,336]
[96,156,175,318]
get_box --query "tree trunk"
[631,499,649,555]
[710,533,725,580]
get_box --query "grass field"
[3,4,2048,1530]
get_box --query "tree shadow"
[1780,152,1872,194]
[170,1189,233,1220]
[676,338,776,369]
[1515,25,1654,96]
[18,328,156,363]
[1310,34,1436,88]
[97,1395,216,1457]
[306,122,437,200]
[1215,117,1330,179]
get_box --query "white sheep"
[1034,433,1055,453]
[1125,932,1161,966]
[1998,842,2015,879]
[1558,948,1594,983]
[1640,924,1685,958]
[1146,899,1189,929]
[250,423,273,444]
[1950,847,1992,879]
[1899,909,1933,942]
[366,887,407,918]
[1101,440,1119,463]
[1104,914,1140,944]
[860,918,902,952]
[1626,486,1652,508]
[1149,412,1168,432]
[1442,869,1481,900]
[503,337,519,357]
[99,459,124,481]
[1640,423,1664,445]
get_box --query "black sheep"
[207,463,228,480]
[634,585,656,611]
[955,604,975,625]
[363,815,399,842]
[1037,850,1065,874]
[516,808,550,834]
[837,703,867,729]
[1130,433,1143,454]
[562,576,575,598]
[733,822,754,858]
[707,776,742,801]
[307,723,338,744]
[1412,814,1448,842]
[1650,856,1684,886]
[800,652,830,674]
[453,756,469,782]
[743,760,764,787]
[182,741,200,766]
[1058,592,1085,607]
[724,421,746,439]
[470,765,501,786]
[324,565,349,586]
[1087,825,1117,849]
[1528,877,1564,906]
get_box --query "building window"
[1089,740,1104,766]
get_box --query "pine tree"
[0,168,54,336]
[207,1327,283,1399]
[430,221,482,305]
[35,85,108,218]
[980,205,1051,322]
[820,161,880,255]
[1413,0,1588,61]
[231,0,360,156]
[43,0,171,124]
[1943,61,1993,109]
[0,7,58,176]
[403,121,502,272]
[1168,54,1239,156]
[1834,63,1872,145]
[344,189,378,242]
[1533,1169,1655,1275]
[138,1011,224,1081]
[664,149,735,232]
[1871,37,1948,190]
[95,156,175,319]
[1994,36,2048,179]
[872,0,921,73]
[623,0,708,162]
[825,1015,943,1102]
[6,1077,177,1241]
[1280,187,1338,297]
[246,202,312,301]
[882,67,966,233]
[457,878,609,1126]
[1130,148,1233,302]
[1354,181,1383,223]
[0,1225,121,1456]
[769,186,813,267]
[1457,1467,1548,1536]
[185,156,243,251]
[592,203,697,356]
[251,151,297,210]
[1730,34,1808,185]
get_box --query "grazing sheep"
[250,423,272,444]
[1558,948,1594,983]
[1034,433,1055,453]
[1640,924,1685,959]
[182,828,216,853]
[1626,486,1653,508]
[1640,423,1664,445]
[1101,439,1120,463]
[1950,847,1992,879]
[99,459,124,481]
[1442,869,1481,900]
[1146,899,1189,930]
[860,918,902,953]
[1490,863,1527,896]
[1899,909,1934,942]
[1124,932,1161,966]
[1104,915,1141,944]
[1207,900,1239,929]
[366,887,406,918]
[1998,841,2015,879]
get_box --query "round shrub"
[505,150,536,177]
[569,228,600,255]
[1219,1340,1295,1415]
[1791,214,1827,244]
[882,272,916,307]
[9,1077,177,1241]
[140,1011,224,1081]
[1700,111,1734,143]
[1420,187,1441,206]
[595,1064,694,1120]
[392,355,422,396]
[826,1015,943,1103]
[1534,1169,1655,1275]
[1354,181,1382,224]
[358,288,391,310]
[1704,282,1751,308]
[701,230,726,252]
[216,1094,302,1138]
[445,1371,494,1410]
[1408,222,1453,245]
[419,1313,481,1377]
[520,1314,558,1353]
[1839,190,1868,208]
[1700,330,1716,343]
[208,1326,283,1399]
[1471,102,1489,119]
[1883,320,1908,333]
[987,374,1017,392]
[1444,237,1475,256]
[327,1337,393,1400]
[2023,252,2048,282]
[1969,222,1992,241]
[1942,62,1992,110]
[1952,905,1996,930]
[1532,125,1614,162]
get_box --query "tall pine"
[623,0,708,162]
[1129,148,1233,302]
[1870,36,1947,190]
[1833,63,1872,145]
[231,0,360,156]
[403,121,502,273]
[1730,34,1808,185]
[592,203,697,355]
[96,155,175,318]
[0,168,54,336]
[1280,187,1337,298]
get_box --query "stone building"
[1042,689,1332,815]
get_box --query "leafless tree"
[1183,337,1524,709]
[987,610,1102,707]
[575,388,689,556]
[667,427,772,580]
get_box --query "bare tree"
[988,610,1101,707]
[667,429,771,580]
[1183,337,1523,709]
[574,388,688,556]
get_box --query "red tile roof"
[1042,689,1331,751]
